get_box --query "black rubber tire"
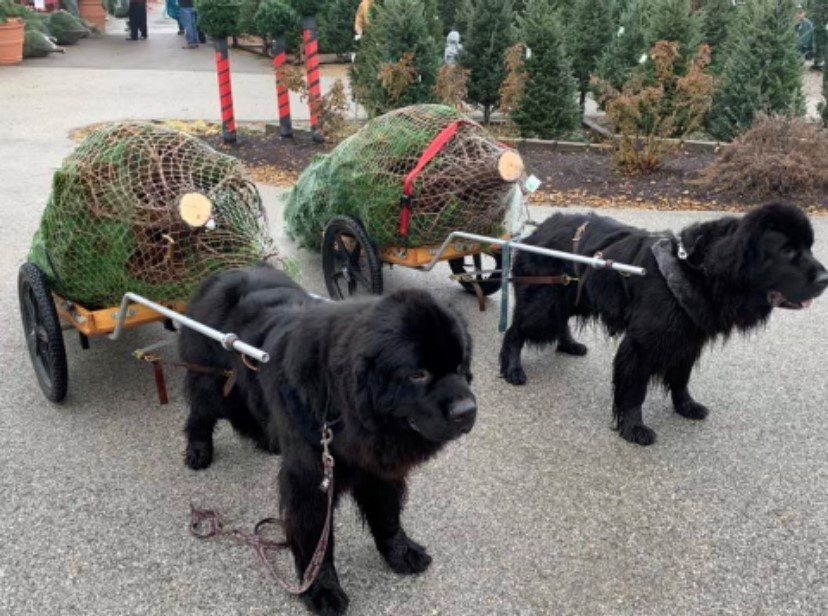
[449,251,504,296]
[322,216,383,300]
[18,263,68,402]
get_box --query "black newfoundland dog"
[180,264,476,614]
[500,203,827,446]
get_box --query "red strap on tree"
[398,120,468,236]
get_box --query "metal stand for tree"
[302,16,324,143]
[213,38,237,145]
[273,35,293,139]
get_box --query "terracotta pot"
[0,18,24,66]
[78,0,107,31]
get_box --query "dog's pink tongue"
[801,298,813,309]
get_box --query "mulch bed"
[200,125,827,213]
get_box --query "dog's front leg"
[500,323,528,385]
[612,337,657,446]
[352,472,432,575]
[280,464,348,616]
[665,356,709,421]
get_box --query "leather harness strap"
[510,274,575,286]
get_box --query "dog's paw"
[556,340,588,356]
[675,400,709,421]
[185,441,213,470]
[302,582,349,616]
[619,423,657,446]
[501,365,527,386]
[382,534,432,575]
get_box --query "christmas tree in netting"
[284,104,522,250]
[28,123,277,308]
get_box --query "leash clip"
[319,425,335,491]
[677,241,688,260]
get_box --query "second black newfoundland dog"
[180,264,476,614]
[500,203,827,446]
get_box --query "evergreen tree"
[513,0,581,137]
[594,0,648,90]
[439,0,460,31]
[461,0,516,123]
[645,0,701,66]
[455,0,474,36]
[708,0,805,140]
[350,0,441,115]
[814,0,827,69]
[568,0,614,108]
[700,0,737,70]
[318,0,360,54]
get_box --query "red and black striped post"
[302,16,324,143]
[272,36,293,139]
[213,38,237,145]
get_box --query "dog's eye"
[409,370,431,384]
[781,246,797,260]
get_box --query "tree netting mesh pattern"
[28,123,275,308]
[284,105,517,250]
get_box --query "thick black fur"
[500,203,828,446]
[180,264,476,615]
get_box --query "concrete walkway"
[1,7,827,616]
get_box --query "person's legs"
[180,7,198,46]
[127,2,140,40]
[138,3,148,38]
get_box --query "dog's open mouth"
[768,290,814,310]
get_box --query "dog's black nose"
[815,270,828,289]
[449,398,477,431]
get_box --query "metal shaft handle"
[109,292,270,364]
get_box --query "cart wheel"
[449,251,503,296]
[18,263,68,402]
[322,216,383,300]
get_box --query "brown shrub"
[378,52,418,103]
[499,43,527,115]
[433,64,470,108]
[591,42,716,174]
[699,114,828,202]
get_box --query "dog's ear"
[680,217,740,272]
[352,353,384,429]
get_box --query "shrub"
[498,42,527,114]
[698,114,828,202]
[254,0,297,38]
[592,41,716,174]
[195,0,242,38]
[434,63,471,107]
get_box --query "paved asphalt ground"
[2,8,827,616]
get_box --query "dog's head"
[353,289,476,444]
[680,203,828,310]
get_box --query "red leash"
[189,426,336,595]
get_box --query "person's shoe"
[182,44,198,49]
[126,37,138,41]
[177,30,184,35]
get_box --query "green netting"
[29,123,277,308]
[284,104,518,250]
